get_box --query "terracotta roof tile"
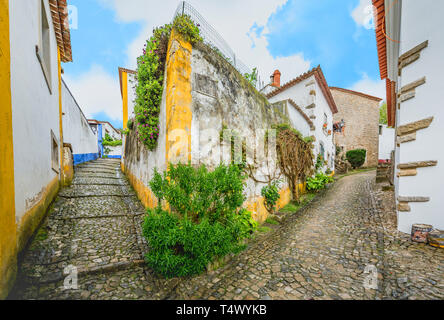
[372,0,387,79]
[266,66,338,114]
[49,0,72,62]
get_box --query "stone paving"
[10,165,443,300]
[170,171,444,300]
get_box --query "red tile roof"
[329,87,383,102]
[49,0,72,62]
[266,66,338,114]
[372,0,387,80]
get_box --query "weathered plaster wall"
[9,0,61,253]
[62,79,99,165]
[0,0,17,299]
[394,0,444,232]
[190,41,291,222]
[332,89,380,167]
[123,32,294,222]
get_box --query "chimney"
[271,70,281,88]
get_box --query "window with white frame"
[36,0,52,93]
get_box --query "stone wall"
[122,31,293,223]
[332,88,381,168]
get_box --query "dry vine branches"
[276,128,314,203]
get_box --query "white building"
[373,0,444,233]
[378,124,395,162]
[0,0,72,298]
[265,66,339,172]
[88,119,122,159]
[62,79,99,165]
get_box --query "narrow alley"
[11,167,443,300]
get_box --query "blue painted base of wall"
[104,155,122,159]
[73,153,99,165]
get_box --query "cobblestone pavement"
[10,167,443,300]
[170,171,444,300]
[11,159,174,300]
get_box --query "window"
[36,0,52,93]
[51,131,59,173]
[379,125,383,135]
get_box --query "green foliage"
[143,207,245,278]
[235,208,258,239]
[261,183,280,215]
[346,149,367,169]
[149,163,246,222]
[315,154,324,171]
[264,216,279,225]
[244,67,258,87]
[135,15,202,151]
[306,172,334,192]
[127,119,134,130]
[144,163,255,278]
[379,103,388,125]
[102,133,122,147]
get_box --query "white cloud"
[69,0,312,122]
[63,65,122,121]
[106,0,310,82]
[351,0,375,29]
[349,73,385,100]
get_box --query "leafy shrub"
[244,67,258,87]
[306,172,334,192]
[315,154,324,171]
[261,183,280,215]
[346,149,367,169]
[135,15,202,151]
[127,119,134,130]
[144,163,255,277]
[102,133,122,147]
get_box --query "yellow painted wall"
[0,0,17,299]
[165,30,192,165]
[122,164,158,209]
[122,71,128,130]
[246,183,306,223]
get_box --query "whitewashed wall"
[9,0,61,223]
[395,0,444,232]
[102,122,121,141]
[378,125,395,161]
[61,79,98,164]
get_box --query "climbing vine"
[134,15,202,150]
[275,124,315,203]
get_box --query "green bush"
[102,133,122,147]
[346,149,367,169]
[143,163,255,278]
[261,183,280,214]
[306,172,334,192]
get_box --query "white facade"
[9,0,62,224]
[62,79,99,164]
[378,125,395,161]
[268,73,336,172]
[383,0,444,233]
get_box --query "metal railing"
[173,1,264,90]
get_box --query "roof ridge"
[329,87,383,102]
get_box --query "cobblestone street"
[10,162,443,300]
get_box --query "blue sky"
[63,0,383,129]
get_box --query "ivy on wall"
[134,15,202,150]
